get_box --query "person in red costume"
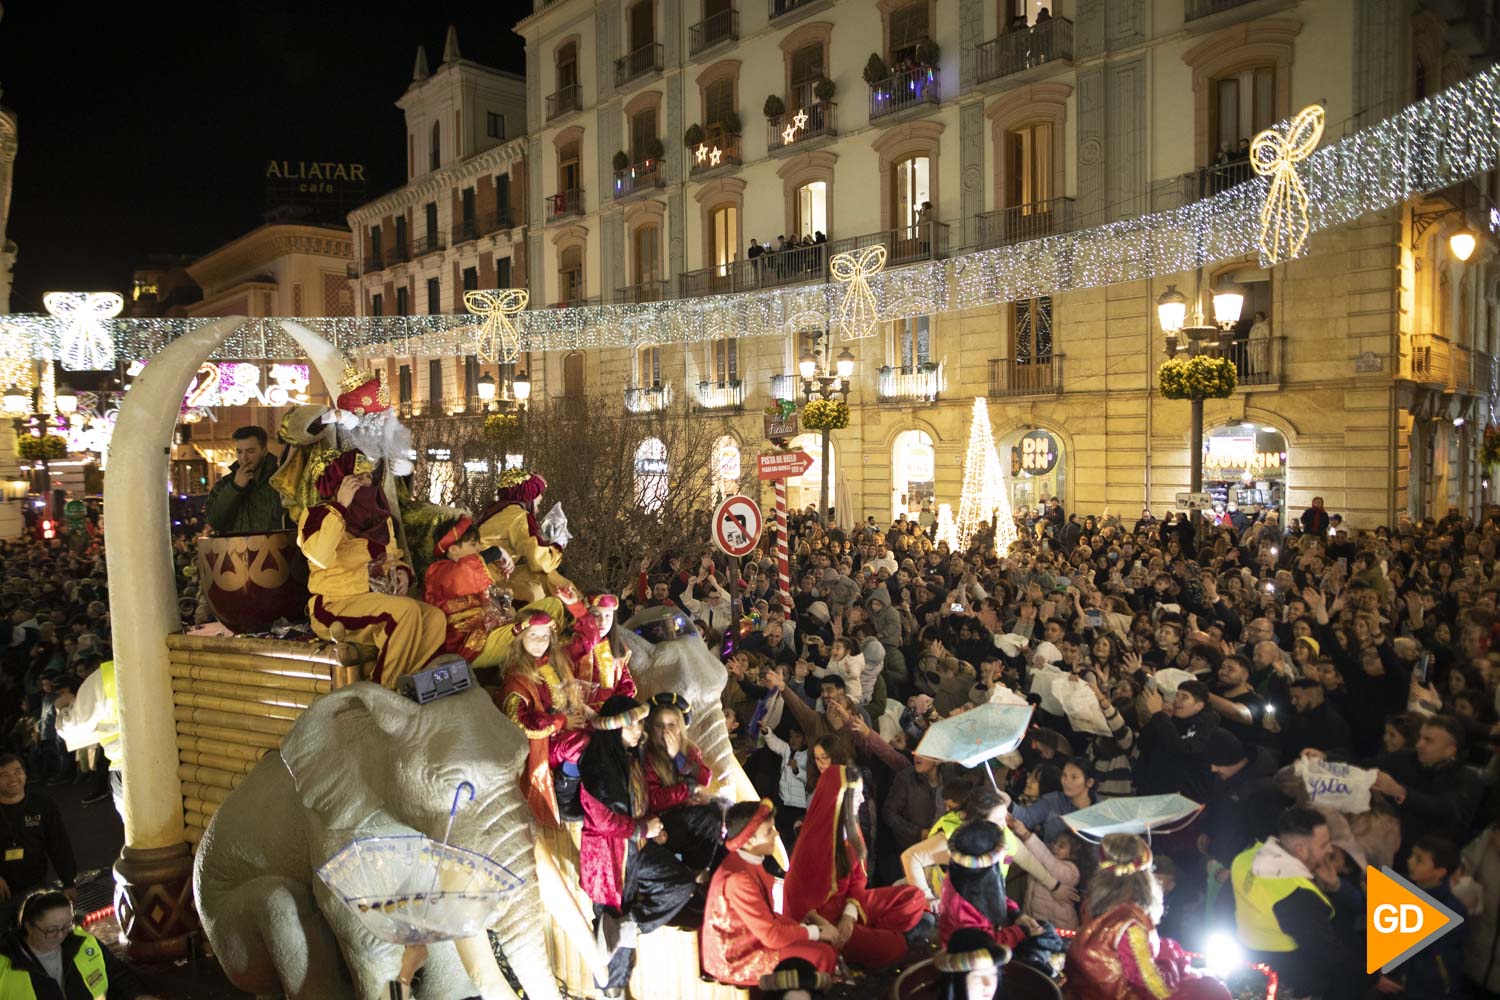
[938,820,1048,950]
[571,593,637,703]
[783,764,928,969]
[498,611,594,826]
[701,799,840,987]
[1064,834,1231,1000]
[577,695,697,999]
[421,515,515,668]
[642,692,722,872]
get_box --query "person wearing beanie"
[578,696,697,997]
[701,800,840,986]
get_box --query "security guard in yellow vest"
[0,890,157,1000]
[1231,806,1366,1000]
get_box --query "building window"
[1005,122,1052,208]
[705,78,736,132]
[892,316,930,370]
[430,119,441,171]
[398,363,412,401]
[711,337,738,382]
[631,108,659,163]
[425,202,439,244]
[369,225,383,259]
[462,187,476,225]
[559,245,584,304]
[892,155,931,236]
[790,43,823,101]
[560,141,581,193]
[1011,296,1053,364]
[888,2,929,64]
[394,216,408,254]
[464,356,480,399]
[633,437,669,513]
[558,41,579,88]
[891,429,936,519]
[426,277,441,314]
[796,181,827,238]
[463,266,478,292]
[497,256,513,288]
[371,292,384,317]
[637,344,662,385]
[633,225,661,284]
[629,0,655,52]
[710,204,738,274]
[487,112,505,139]
[1211,67,1275,163]
[429,359,444,408]
[496,173,512,220]
[564,351,586,397]
[396,286,410,316]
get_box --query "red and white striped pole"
[774,479,793,612]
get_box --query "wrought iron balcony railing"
[877,362,946,402]
[988,356,1065,397]
[546,84,582,122]
[695,380,745,410]
[689,8,739,55]
[615,42,664,87]
[625,382,673,413]
[868,65,940,122]
[975,16,1074,84]
[976,197,1078,250]
[546,189,585,223]
[613,160,664,198]
[827,222,948,268]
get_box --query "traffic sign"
[757,450,814,481]
[712,495,763,558]
[1174,492,1215,509]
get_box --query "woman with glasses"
[0,889,158,999]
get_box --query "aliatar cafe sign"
[266,160,368,195]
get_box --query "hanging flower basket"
[1483,424,1500,468]
[17,435,67,461]
[802,399,849,430]
[1158,355,1236,400]
[482,413,520,442]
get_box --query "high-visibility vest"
[1231,842,1332,953]
[0,928,110,998]
[924,811,1021,896]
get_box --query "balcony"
[387,242,411,266]
[976,197,1078,250]
[767,87,837,153]
[1220,335,1286,389]
[345,261,361,279]
[615,42,663,87]
[453,218,480,246]
[483,208,513,236]
[612,159,664,199]
[988,356,1065,397]
[695,380,745,410]
[828,222,948,268]
[1185,0,1258,20]
[546,189,585,223]
[768,0,829,22]
[617,279,668,304]
[625,382,673,414]
[681,243,828,298]
[770,373,799,401]
[976,16,1074,85]
[877,362,946,402]
[414,233,445,257]
[689,130,742,177]
[689,7,738,56]
[868,65,941,123]
[546,84,582,122]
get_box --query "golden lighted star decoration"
[43,291,123,372]
[695,143,709,163]
[1250,103,1325,266]
[709,146,722,166]
[793,109,808,130]
[782,109,810,147]
[463,288,529,364]
[782,124,798,145]
[829,244,886,342]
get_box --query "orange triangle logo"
[1366,866,1464,973]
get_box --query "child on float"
[783,763,928,969]
[938,819,1049,950]
[642,692,723,873]
[421,515,514,667]
[577,695,698,998]
[934,926,1012,1000]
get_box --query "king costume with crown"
[476,469,576,603]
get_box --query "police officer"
[0,889,158,998]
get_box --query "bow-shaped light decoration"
[463,289,529,364]
[828,244,886,341]
[44,292,123,371]
[1250,104,1325,266]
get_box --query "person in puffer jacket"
[812,637,864,702]
[867,585,902,649]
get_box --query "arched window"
[430,120,441,171]
[634,437,669,512]
[887,1,929,64]
[891,154,930,237]
[709,203,738,276]
[559,245,584,305]
[633,224,661,286]
[714,435,741,498]
[796,181,827,238]
[1004,122,1052,209]
[705,77,736,134]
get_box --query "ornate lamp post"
[1158,277,1243,495]
[798,334,855,526]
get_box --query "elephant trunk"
[692,703,758,806]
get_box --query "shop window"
[634,437,669,513]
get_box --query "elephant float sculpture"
[194,614,753,999]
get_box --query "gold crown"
[497,467,533,488]
[339,366,371,393]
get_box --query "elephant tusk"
[532,831,610,981]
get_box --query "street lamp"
[798,331,855,526]
[1449,228,1478,262]
[476,373,496,410]
[55,385,78,415]
[1,386,26,415]
[512,371,531,406]
[1161,276,1243,499]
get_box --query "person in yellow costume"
[297,450,446,689]
[475,469,575,603]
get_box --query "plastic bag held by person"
[539,503,571,548]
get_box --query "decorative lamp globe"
[55,386,78,415]
[835,347,855,380]
[798,349,818,381]
[1450,228,1478,262]
[1,386,26,414]
[1156,285,1187,334]
[476,374,496,402]
[512,372,532,403]
[1211,275,1245,327]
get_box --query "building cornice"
[186,225,352,290]
[348,140,528,225]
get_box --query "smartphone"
[1265,582,1276,594]
[1085,609,1104,628]
[1336,557,1348,573]
[950,603,964,613]
[1266,704,1276,716]
[1415,653,1431,686]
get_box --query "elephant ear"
[280,682,419,831]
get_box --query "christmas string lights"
[0,65,1497,363]
[1251,104,1326,265]
[463,288,528,363]
[829,244,885,341]
[955,397,1004,551]
[43,292,122,371]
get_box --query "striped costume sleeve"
[1119,922,1173,999]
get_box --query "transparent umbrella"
[915,703,1034,788]
[316,782,526,946]
[1061,794,1204,842]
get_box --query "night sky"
[0,2,526,313]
